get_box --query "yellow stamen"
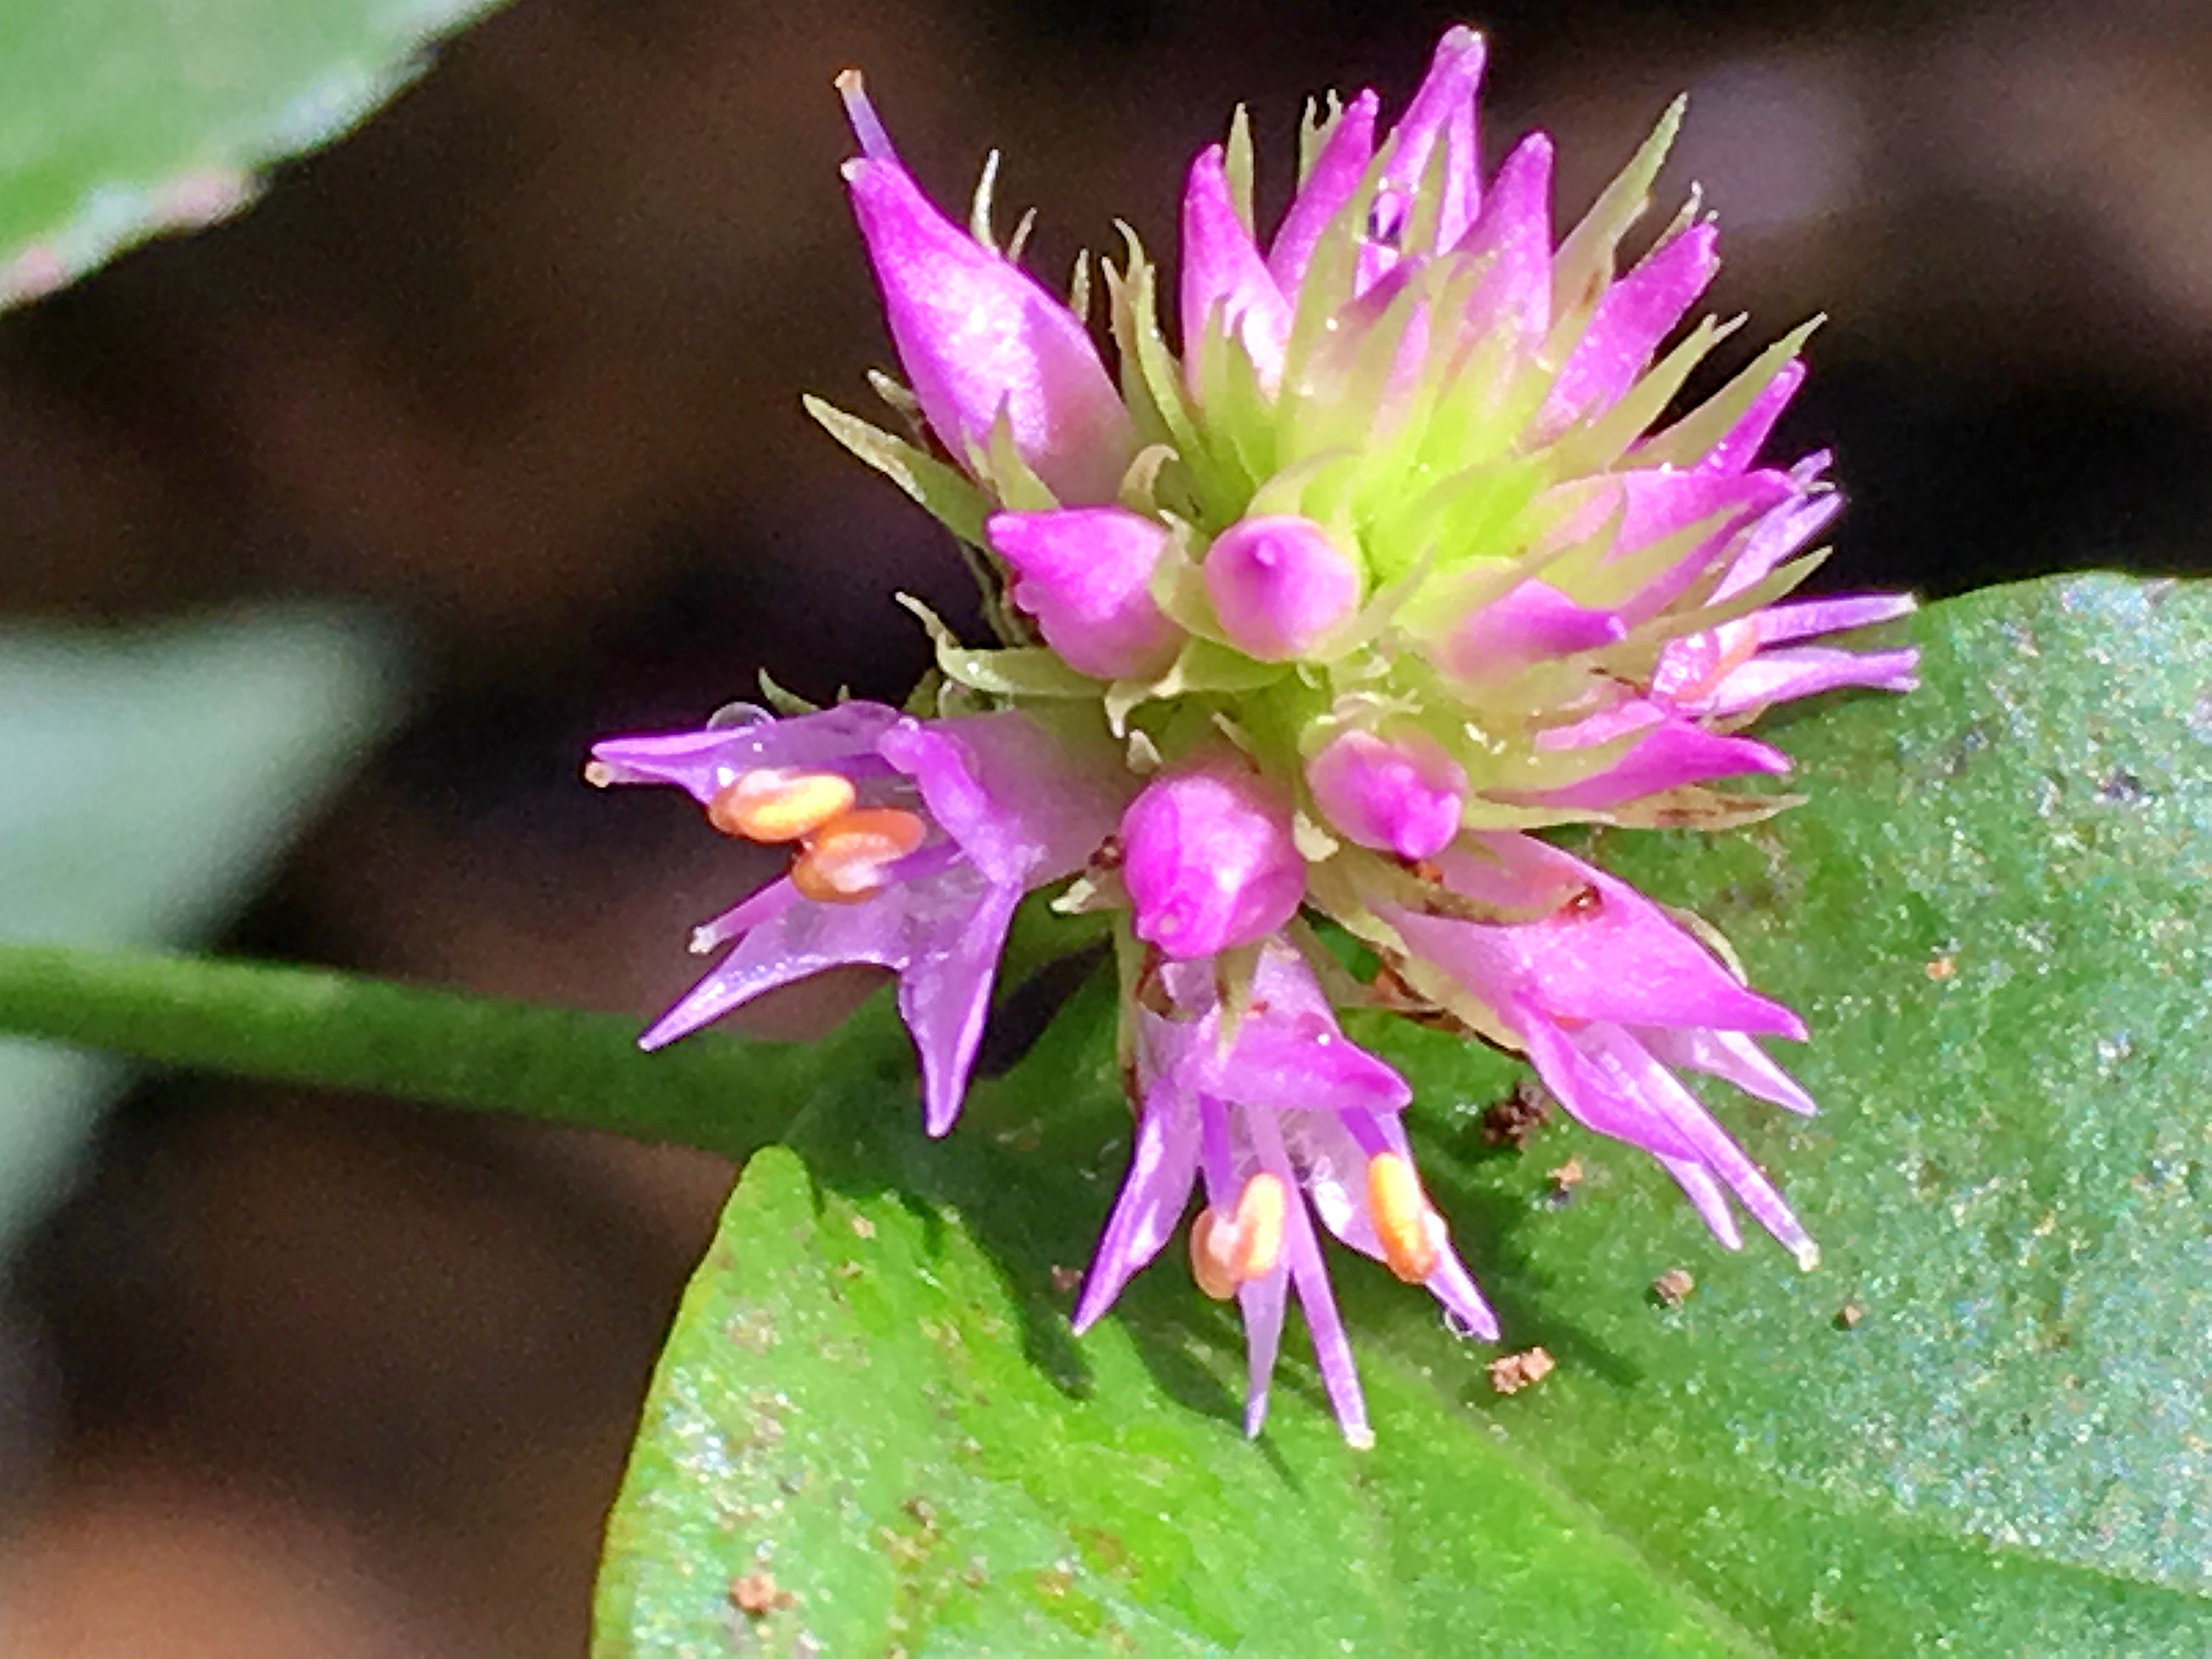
[789,806,927,902]
[1367,1152,1441,1283]
[707,768,857,843]
[1188,1173,1289,1300]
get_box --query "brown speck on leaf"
[1835,1301,1866,1330]
[1480,1079,1551,1150]
[730,1572,797,1616]
[850,1214,877,1239]
[1487,1346,1556,1395]
[1925,954,1957,982]
[1651,1268,1695,1308]
[1546,1155,1584,1196]
[1049,1263,1083,1295]
[903,1496,939,1533]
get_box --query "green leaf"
[598,574,2210,1654]
[0,608,396,1249]
[0,0,504,301]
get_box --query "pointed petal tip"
[1342,1422,1376,1452]
[1243,1394,1270,1440]
[837,69,896,161]
[1795,1240,1822,1272]
[1436,24,1486,63]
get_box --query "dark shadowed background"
[1,0,2206,1649]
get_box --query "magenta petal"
[1235,1262,1292,1440]
[1700,358,1805,473]
[1452,131,1554,348]
[1702,646,1922,719]
[1510,1006,1708,1163]
[1518,719,1791,809]
[1713,490,1842,601]
[1443,578,1626,679]
[1541,222,1720,433]
[1587,1024,1816,1261]
[1181,146,1293,394]
[1381,26,1487,256]
[985,507,1180,680]
[1415,834,1807,1037]
[1641,1026,1817,1116]
[1267,91,1380,296]
[1073,1097,1201,1331]
[638,872,922,1049]
[878,710,1126,886]
[844,155,1134,503]
[1657,1154,1745,1249]
[901,875,1022,1136]
[1218,1019,1413,1115]
[588,702,901,803]
[1756,592,1920,645]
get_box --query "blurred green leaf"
[0,0,505,302]
[0,608,397,1248]
[596,574,2210,1655]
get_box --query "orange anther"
[1367,1152,1441,1283]
[789,807,928,902]
[1189,1207,1239,1300]
[707,768,857,843]
[1188,1173,1289,1299]
[1229,1173,1288,1281]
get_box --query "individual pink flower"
[588,702,1126,1136]
[1074,940,1497,1446]
[1375,832,1820,1264]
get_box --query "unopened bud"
[1203,515,1361,661]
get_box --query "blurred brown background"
[1,0,2208,1650]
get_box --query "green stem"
[0,944,848,1161]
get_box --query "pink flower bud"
[1306,729,1467,860]
[1203,515,1362,661]
[1181,146,1291,395]
[1121,763,1304,958]
[986,508,1181,679]
[838,83,1134,504]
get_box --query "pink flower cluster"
[591,27,1916,1444]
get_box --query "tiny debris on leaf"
[1924,953,1956,981]
[730,1572,797,1617]
[1835,1300,1866,1329]
[1049,1263,1083,1295]
[1480,1079,1552,1149]
[1546,1155,1584,1196]
[850,1214,877,1239]
[1487,1346,1556,1395]
[1651,1267,1695,1307]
